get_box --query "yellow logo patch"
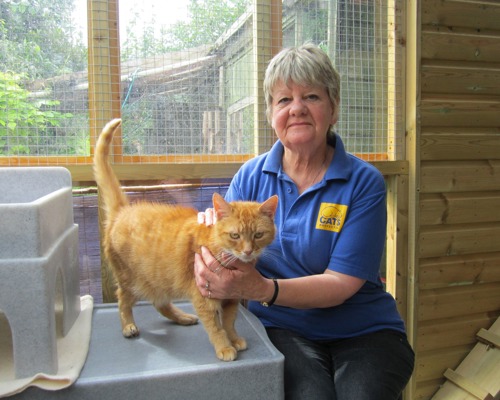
[315,203,348,232]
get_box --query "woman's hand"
[197,208,217,225]
[194,246,274,302]
[194,210,365,307]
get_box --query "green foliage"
[166,0,249,51]
[121,0,249,59]
[0,72,73,155]
[0,0,87,80]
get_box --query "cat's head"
[212,193,278,263]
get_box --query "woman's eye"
[277,97,290,104]
[229,233,240,239]
[306,94,319,101]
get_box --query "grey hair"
[263,43,341,128]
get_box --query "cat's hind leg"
[155,302,198,326]
[116,286,140,338]
[192,295,237,361]
[222,300,247,351]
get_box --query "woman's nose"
[289,98,307,115]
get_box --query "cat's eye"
[254,232,264,239]
[229,233,240,239]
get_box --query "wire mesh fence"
[1,0,402,166]
[1,0,402,300]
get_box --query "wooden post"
[403,0,420,398]
[88,0,122,302]
[252,0,281,156]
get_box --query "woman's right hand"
[197,208,217,226]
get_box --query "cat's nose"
[243,249,253,256]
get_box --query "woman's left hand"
[194,246,271,301]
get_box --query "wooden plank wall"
[413,1,500,398]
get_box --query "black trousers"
[266,328,415,400]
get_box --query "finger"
[197,212,206,224]
[200,245,212,261]
[202,246,227,275]
[205,208,214,226]
[194,252,202,273]
[194,252,208,286]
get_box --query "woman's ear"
[331,97,340,125]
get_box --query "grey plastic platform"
[13,302,285,400]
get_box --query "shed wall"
[413,1,500,398]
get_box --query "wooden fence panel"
[416,345,471,384]
[421,0,500,30]
[421,128,500,161]
[418,283,500,321]
[419,192,500,225]
[417,313,498,353]
[419,252,500,290]
[421,26,500,63]
[419,223,500,258]
[413,1,500,398]
[420,94,500,127]
[420,161,500,193]
[421,60,500,96]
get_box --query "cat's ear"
[259,195,278,219]
[212,192,232,220]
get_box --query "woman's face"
[270,80,337,150]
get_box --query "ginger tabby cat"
[93,118,278,361]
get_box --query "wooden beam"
[403,0,420,398]
[253,0,278,155]
[87,0,122,153]
[88,0,122,303]
[443,369,494,400]
[63,160,409,184]
[476,328,500,348]
[66,163,243,184]
[386,174,409,321]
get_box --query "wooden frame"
[2,1,411,323]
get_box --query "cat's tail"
[93,118,129,221]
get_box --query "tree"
[0,0,87,80]
[121,0,249,59]
[166,0,249,51]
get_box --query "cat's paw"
[216,346,238,361]
[123,323,140,338]
[176,313,199,326]
[232,337,247,351]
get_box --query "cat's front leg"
[192,296,238,361]
[222,300,247,351]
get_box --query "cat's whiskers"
[213,251,258,271]
[213,252,236,271]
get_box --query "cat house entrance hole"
[0,309,14,379]
[0,271,65,381]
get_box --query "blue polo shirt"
[225,134,406,340]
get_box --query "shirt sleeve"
[327,169,387,284]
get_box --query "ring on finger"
[208,290,212,299]
[205,281,210,290]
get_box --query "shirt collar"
[262,133,352,181]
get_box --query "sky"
[72,0,190,45]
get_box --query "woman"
[195,44,414,400]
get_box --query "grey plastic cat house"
[0,167,80,379]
